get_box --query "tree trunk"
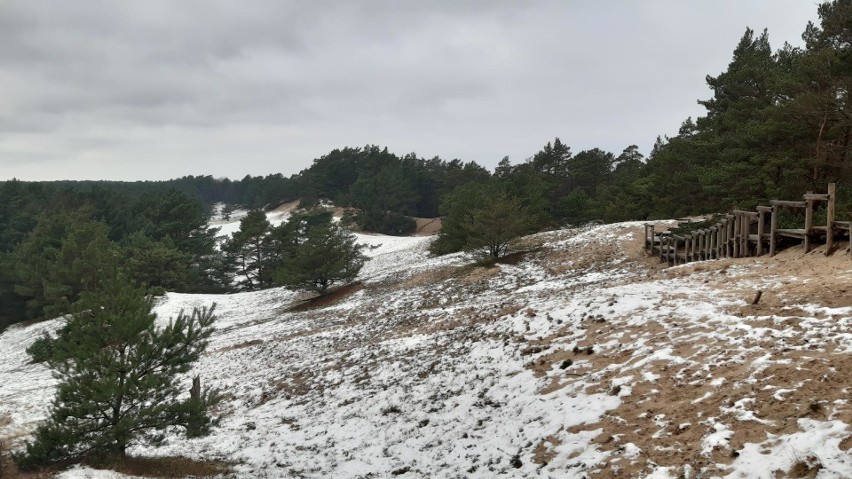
[190,376,201,401]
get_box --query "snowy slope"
[1,222,851,478]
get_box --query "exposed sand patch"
[270,199,301,214]
[413,217,442,236]
[521,227,852,477]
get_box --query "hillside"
[1,222,851,478]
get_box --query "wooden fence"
[645,183,852,266]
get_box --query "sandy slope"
[1,222,851,478]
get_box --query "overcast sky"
[0,1,820,181]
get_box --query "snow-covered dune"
[2,222,851,478]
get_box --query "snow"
[1,220,851,478]
[57,467,141,479]
[209,204,293,239]
[730,419,852,479]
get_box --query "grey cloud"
[0,0,821,181]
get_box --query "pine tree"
[275,222,366,295]
[15,278,218,470]
[12,213,118,320]
[430,182,534,258]
[223,209,272,290]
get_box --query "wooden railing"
[645,183,852,266]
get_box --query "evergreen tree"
[275,221,366,296]
[12,213,118,320]
[785,0,852,188]
[223,210,272,291]
[349,166,418,235]
[430,182,534,258]
[134,190,223,292]
[120,232,193,292]
[599,146,651,222]
[15,278,218,470]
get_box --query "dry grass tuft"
[288,282,364,312]
[100,455,232,478]
[0,451,231,479]
[495,249,535,266]
[788,454,823,478]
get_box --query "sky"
[0,1,821,181]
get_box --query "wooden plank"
[756,205,773,212]
[803,193,830,201]
[732,209,759,217]
[771,200,807,208]
[832,221,852,230]
[778,228,807,239]
[826,183,836,256]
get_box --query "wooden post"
[690,234,697,262]
[756,206,772,256]
[719,221,726,258]
[733,214,741,258]
[729,215,736,257]
[769,204,778,256]
[707,226,719,259]
[693,230,699,261]
[804,197,814,252]
[652,226,658,255]
[666,235,672,264]
[670,237,677,266]
[694,233,700,262]
[699,230,706,261]
[826,183,836,255]
[845,221,852,258]
[743,215,751,256]
[651,225,657,254]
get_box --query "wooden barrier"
[645,183,849,265]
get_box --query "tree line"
[5,1,852,327]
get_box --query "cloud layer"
[0,1,818,180]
